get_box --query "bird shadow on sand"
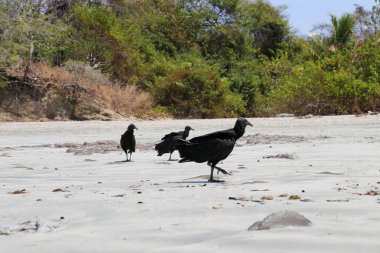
[106,160,131,165]
[155,160,179,165]
[171,175,225,184]
[172,180,225,184]
[156,161,171,165]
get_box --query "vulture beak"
[135,127,139,130]
[246,120,253,127]
[190,127,194,131]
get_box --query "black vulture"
[177,118,253,182]
[120,124,138,162]
[155,126,194,160]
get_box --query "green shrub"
[150,56,246,118]
[264,57,379,115]
[325,70,379,113]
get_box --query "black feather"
[120,124,137,161]
[177,118,252,182]
[155,126,193,159]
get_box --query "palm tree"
[329,13,356,48]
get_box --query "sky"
[268,0,376,35]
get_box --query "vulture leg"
[214,165,230,175]
[129,152,133,162]
[125,153,129,162]
[208,163,224,182]
[208,165,215,182]
[168,151,178,161]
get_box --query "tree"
[354,1,380,40]
[329,13,356,48]
[239,0,290,57]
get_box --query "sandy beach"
[1,115,380,253]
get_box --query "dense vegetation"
[1,0,379,119]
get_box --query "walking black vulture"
[120,124,138,162]
[177,118,252,182]
[155,126,194,160]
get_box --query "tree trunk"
[23,31,34,80]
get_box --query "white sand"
[0,115,380,252]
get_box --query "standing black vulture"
[177,118,252,182]
[120,124,138,162]
[155,126,194,160]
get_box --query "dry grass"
[6,63,153,119]
[37,63,153,115]
[34,63,77,84]
[96,85,152,116]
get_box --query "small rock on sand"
[248,210,311,231]
[0,220,59,235]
